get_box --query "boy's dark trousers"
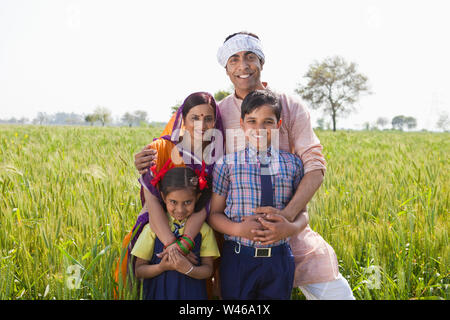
[219,240,295,300]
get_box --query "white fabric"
[298,273,355,300]
[217,34,265,67]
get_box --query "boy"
[208,90,307,300]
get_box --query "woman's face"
[183,104,215,143]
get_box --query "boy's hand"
[251,213,297,245]
[238,215,265,240]
[134,145,157,174]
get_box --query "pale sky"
[0,0,449,130]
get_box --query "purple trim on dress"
[160,135,171,141]
[129,211,150,249]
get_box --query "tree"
[169,89,231,116]
[436,112,449,131]
[121,112,135,127]
[214,90,231,102]
[316,118,326,130]
[295,56,371,131]
[34,112,50,125]
[52,112,83,125]
[376,117,389,130]
[93,106,111,126]
[362,122,371,131]
[17,117,29,124]
[133,110,148,126]
[404,116,417,130]
[392,115,406,130]
[84,114,97,126]
[392,115,417,131]
[171,101,182,115]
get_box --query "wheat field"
[0,125,448,300]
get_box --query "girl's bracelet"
[184,265,194,275]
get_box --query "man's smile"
[236,73,252,79]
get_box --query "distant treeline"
[0,109,166,128]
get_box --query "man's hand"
[253,206,282,217]
[134,145,157,174]
[251,213,298,245]
[253,205,301,222]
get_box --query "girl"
[131,167,220,299]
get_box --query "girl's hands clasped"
[167,249,194,274]
[158,248,193,274]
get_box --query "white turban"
[216,34,265,68]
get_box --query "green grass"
[0,125,448,300]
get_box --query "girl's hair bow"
[150,159,174,187]
[194,161,208,191]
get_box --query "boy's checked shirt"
[212,145,304,248]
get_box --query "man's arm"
[277,93,326,221]
[281,169,323,222]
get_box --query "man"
[135,31,354,300]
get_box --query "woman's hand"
[134,146,157,174]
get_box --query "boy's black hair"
[241,90,281,121]
[159,167,211,213]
